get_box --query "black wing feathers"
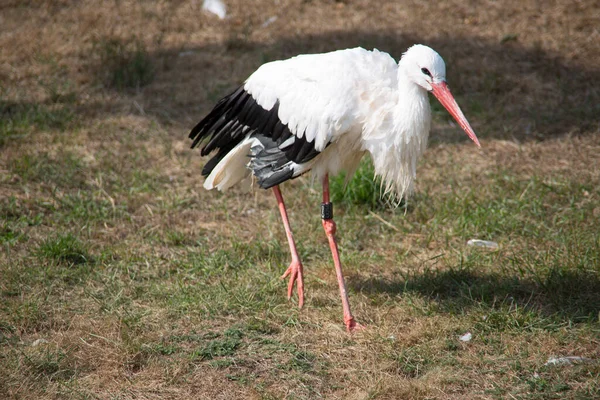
[189,86,244,147]
[189,86,325,188]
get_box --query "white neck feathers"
[362,69,431,201]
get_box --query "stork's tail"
[203,138,258,191]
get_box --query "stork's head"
[400,44,481,148]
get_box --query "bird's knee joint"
[322,219,336,235]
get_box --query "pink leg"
[321,175,363,332]
[273,186,304,308]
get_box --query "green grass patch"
[192,329,244,361]
[0,196,45,225]
[22,345,77,382]
[0,101,74,146]
[288,349,316,372]
[37,233,91,266]
[330,158,387,209]
[11,151,86,188]
[0,221,28,246]
[54,191,129,224]
[156,240,294,319]
[95,36,155,90]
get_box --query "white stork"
[189,44,480,332]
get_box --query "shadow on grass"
[350,266,600,323]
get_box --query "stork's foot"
[281,259,304,308]
[345,315,365,333]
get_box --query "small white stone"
[202,0,227,19]
[32,339,49,346]
[262,16,278,27]
[545,356,593,366]
[467,239,499,249]
[459,332,472,342]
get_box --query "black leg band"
[321,202,333,220]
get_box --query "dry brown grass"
[1,1,600,399]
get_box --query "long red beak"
[431,81,481,148]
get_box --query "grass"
[94,36,155,90]
[1,1,600,399]
[37,233,91,266]
[11,152,85,188]
[0,101,74,146]
[330,158,386,209]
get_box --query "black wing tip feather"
[188,86,246,147]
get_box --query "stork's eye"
[421,68,432,77]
